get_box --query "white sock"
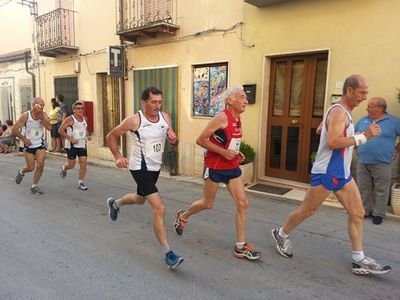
[31,184,37,188]
[236,242,246,249]
[78,180,83,184]
[352,251,365,262]
[163,244,171,255]
[278,227,289,239]
[113,200,121,209]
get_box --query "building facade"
[19,0,399,185]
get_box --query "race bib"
[228,138,241,153]
[73,129,86,139]
[145,139,164,157]
[28,128,43,139]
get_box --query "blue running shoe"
[107,197,119,222]
[165,250,184,269]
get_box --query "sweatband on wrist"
[353,133,367,146]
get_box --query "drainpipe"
[118,0,127,156]
[24,51,36,97]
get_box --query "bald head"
[32,97,44,105]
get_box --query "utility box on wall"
[243,84,256,104]
[83,101,94,133]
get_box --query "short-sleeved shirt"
[355,113,400,164]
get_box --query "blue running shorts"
[310,173,352,192]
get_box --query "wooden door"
[265,53,327,182]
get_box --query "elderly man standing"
[355,97,400,225]
[12,97,51,194]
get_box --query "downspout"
[24,51,36,97]
[118,0,127,156]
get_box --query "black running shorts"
[130,169,160,197]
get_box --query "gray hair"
[221,86,244,105]
[372,97,387,112]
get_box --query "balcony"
[116,0,179,43]
[36,8,78,57]
[244,0,292,7]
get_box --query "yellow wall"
[242,0,400,179]
[35,0,400,180]
[124,0,245,175]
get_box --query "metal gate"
[54,76,79,115]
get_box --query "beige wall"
[32,0,399,180]
[242,0,400,179]
[124,0,245,175]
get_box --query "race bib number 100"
[145,139,164,157]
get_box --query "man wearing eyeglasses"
[58,101,92,190]
[12,97,51,194]
[271,75,392,275]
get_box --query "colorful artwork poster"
[209,65,227,116]
[192,64,227,116]
[193,67,210,116]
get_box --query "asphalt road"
[0,153,399,300]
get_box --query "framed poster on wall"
[192,62,228,116]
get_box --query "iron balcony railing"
[36,8,77,52]
[116,0,178,34]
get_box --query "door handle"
[291,119,298,124]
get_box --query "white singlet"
[128,110,169,171]
[311,104,354,179]
[65,115,88,149]
[25,111,45,148]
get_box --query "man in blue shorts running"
[173,86,261,261]
[271,75,391,275]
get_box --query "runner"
[106,86,183,269]
[58,101,92,190]
[174,86,261,261]
[271,75,391,275]
[12,97,51,194]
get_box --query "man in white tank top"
[58,101,92,190]
[271,75,391,275]
[12,97,51,194]
[105,87,183,269]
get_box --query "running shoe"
[271,228,293,258]
[165,250,184,269]
[15,168,24,184]
[233,242,261,260]
[173,209,187,236]
[352,256,391,275]
[107,197,119,222]
[78,182,88,190]
[60,165,67,179]
[30,185,44,194]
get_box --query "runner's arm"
[326,107,380,149]
[12,113,29,143]
[196,112,236,161]
[161,112,177,145]
[106,115,139,167]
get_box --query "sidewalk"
[46,150,400,222]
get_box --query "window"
[192,62,228,116]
